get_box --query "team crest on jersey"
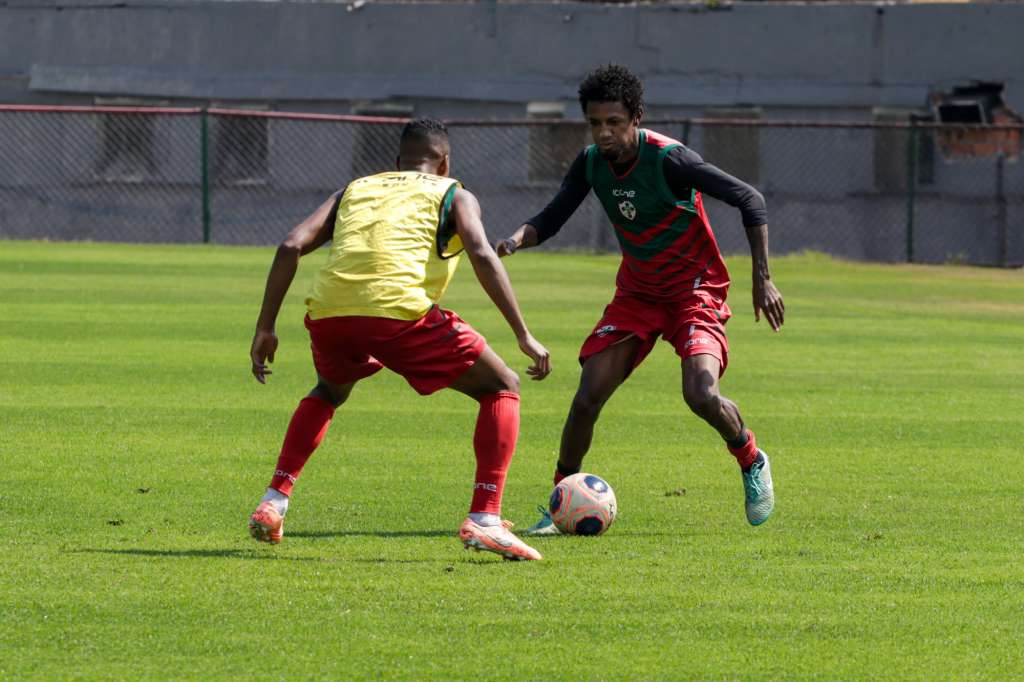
[618,200,637,221]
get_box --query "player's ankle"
[261,487,290,516]
[554,460,581,485]
[726,429,758,470]
[725,428,749,449]
[468,512,501,527]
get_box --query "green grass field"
[1,240,1022,680]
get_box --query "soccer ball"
[548,473,617,536]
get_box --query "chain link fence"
[1,106,1021,266]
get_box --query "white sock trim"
[261,488,290,516]
[468,512,501,527]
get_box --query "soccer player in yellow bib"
[247,118,551,561]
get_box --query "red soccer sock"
[469,391,520,515]
[268,395,336,496]
[727,428,759,470]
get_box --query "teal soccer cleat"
[742,451,775,525]
[523,505,562,536]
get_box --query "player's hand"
[517,333,551,381]
[494,237,518,258]
[753,278,785,331]
[250,328,279,383]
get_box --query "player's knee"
[310,381,348,407]
[496,367,520,395]
[570,390,605,422]
[683,385,718,419]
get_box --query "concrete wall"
[2,1,1022,114]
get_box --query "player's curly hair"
[578,64,645,120]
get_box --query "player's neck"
[398,158,444,175]
[610,132,641,170]
[610,150,639,171]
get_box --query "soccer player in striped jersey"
[497,65,784,532]
[247,118,550,561]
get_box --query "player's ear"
[626,103,643,127]
[438,154,450,178]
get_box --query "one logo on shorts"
[685,337,711,348]
[618,200,637,221]
[596,324,617,337]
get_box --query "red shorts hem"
[305,306,487,395]
[578,290,731,376]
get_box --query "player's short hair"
[399,118,450,160]
[578,64,645,120]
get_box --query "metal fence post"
[995,152,1008,267]
[200,109,211,244]
[905,124,918,263]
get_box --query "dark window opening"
[97,114,155,182]
[213,114,269,185]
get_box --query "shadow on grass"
[349,558,438,564]
[288,529,452,539]
[69,548,321,562]
[291,528,683,540]
[70,548,509,566]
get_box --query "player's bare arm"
[497,150,592,257]
[495,223,538,256]
[250,190,343,383]
[660,146,783,331]
[745,222,785,332]
[452,188,551,380]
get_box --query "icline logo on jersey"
[618,200,637,221]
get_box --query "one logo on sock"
[274,470,297,484]
[474,482,498,492]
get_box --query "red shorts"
[304,305,487,395]
[579,289,732,377]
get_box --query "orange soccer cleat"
[459,518,542,561]
[248,501,284,544]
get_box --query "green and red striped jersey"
[527,128,766,302]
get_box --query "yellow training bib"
[306,172,463,321]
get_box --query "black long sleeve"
[525,150,590,245]
[525,141,767,245]
[662,145,767,228]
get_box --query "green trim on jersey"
[654,142,697,211]
[436,182,463,260]
[585,144,597,187]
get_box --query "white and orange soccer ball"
[548,473,617,536]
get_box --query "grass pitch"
[1,240,1022,680]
